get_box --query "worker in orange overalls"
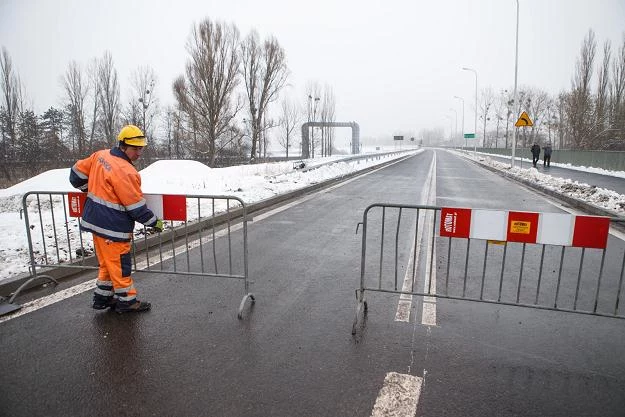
[69,125,163,313]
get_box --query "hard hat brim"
[123,137,147,147]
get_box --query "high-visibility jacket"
[69,147,157,242]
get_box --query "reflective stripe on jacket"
[69,147,157,242]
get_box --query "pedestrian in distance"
[530,142,541,167]
[543,142,552,167]
[69,125,163,313]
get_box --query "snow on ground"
[0,150,418,283]
[471,150,625,179]
[460,151,625,215]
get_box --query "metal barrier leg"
[0,296,22,316]
[352,289,368,335]
[1,273,59,316]
[237,293,256,319]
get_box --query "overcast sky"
[1,0,624,145]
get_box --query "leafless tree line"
[465,30,625,151]
[1,18,331,185]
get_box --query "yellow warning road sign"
[515,111,533,127]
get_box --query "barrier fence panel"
[9,191,254,319]
[352,203,625,334]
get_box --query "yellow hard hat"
[118,124,147,147]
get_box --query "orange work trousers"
[92,235,137,302]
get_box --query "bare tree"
[86,58,101,151]
[277,97,300,158]
[609,34,625,146]
[523,87,550,144]
[241,30,289,162]
[501,89,514,148]
[320,85,336,156]
[594,40,612,147]
[62,61,88,154]
[492,90,509,148]
[0,47,24,160]
[543,97,559,146]
[174,19,241,166]
[567,29,597,148]
[478,87,494,147]
[97,51,120,144]
[126,66,158,138]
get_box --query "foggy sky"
[1,0,624,145]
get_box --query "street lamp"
[454,96,465,149]
[462,67,478,155]
[511,0,520,167]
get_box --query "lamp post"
[511,0,520,167]
[462,67,478,154]
[449,108,458,146]
[454,96,465,149]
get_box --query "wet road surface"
[1,150,624,416]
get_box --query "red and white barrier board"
[68,193,187,221]
[440,207,610,249]
[143,194,187,221]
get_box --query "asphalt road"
[1,150,624,417]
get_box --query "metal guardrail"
[297,150,416,173]
[352,203,625,334]
[1,191,254,319]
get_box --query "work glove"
[152,219,164,233]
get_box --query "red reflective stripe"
[572,216,610,249]
[163,195,187,221]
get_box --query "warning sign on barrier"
[68,192,87,217]
[440,207,471,238]
[507,211,539,243]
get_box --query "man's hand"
[153,219,164,233]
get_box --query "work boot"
[115,299,151,314]
[93,294,117,310]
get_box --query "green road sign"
[464,133,476,139]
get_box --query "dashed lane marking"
[370,372,423,417]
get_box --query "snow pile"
[480,155,625,215]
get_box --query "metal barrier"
[6,191,254,319]
[352,203,625,334]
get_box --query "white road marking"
[370,372,423,417]
[395,208,424,322]
[0,158,412,324]
[421,155,437,326]
[395,152,438,325]
[421,216,437,326]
